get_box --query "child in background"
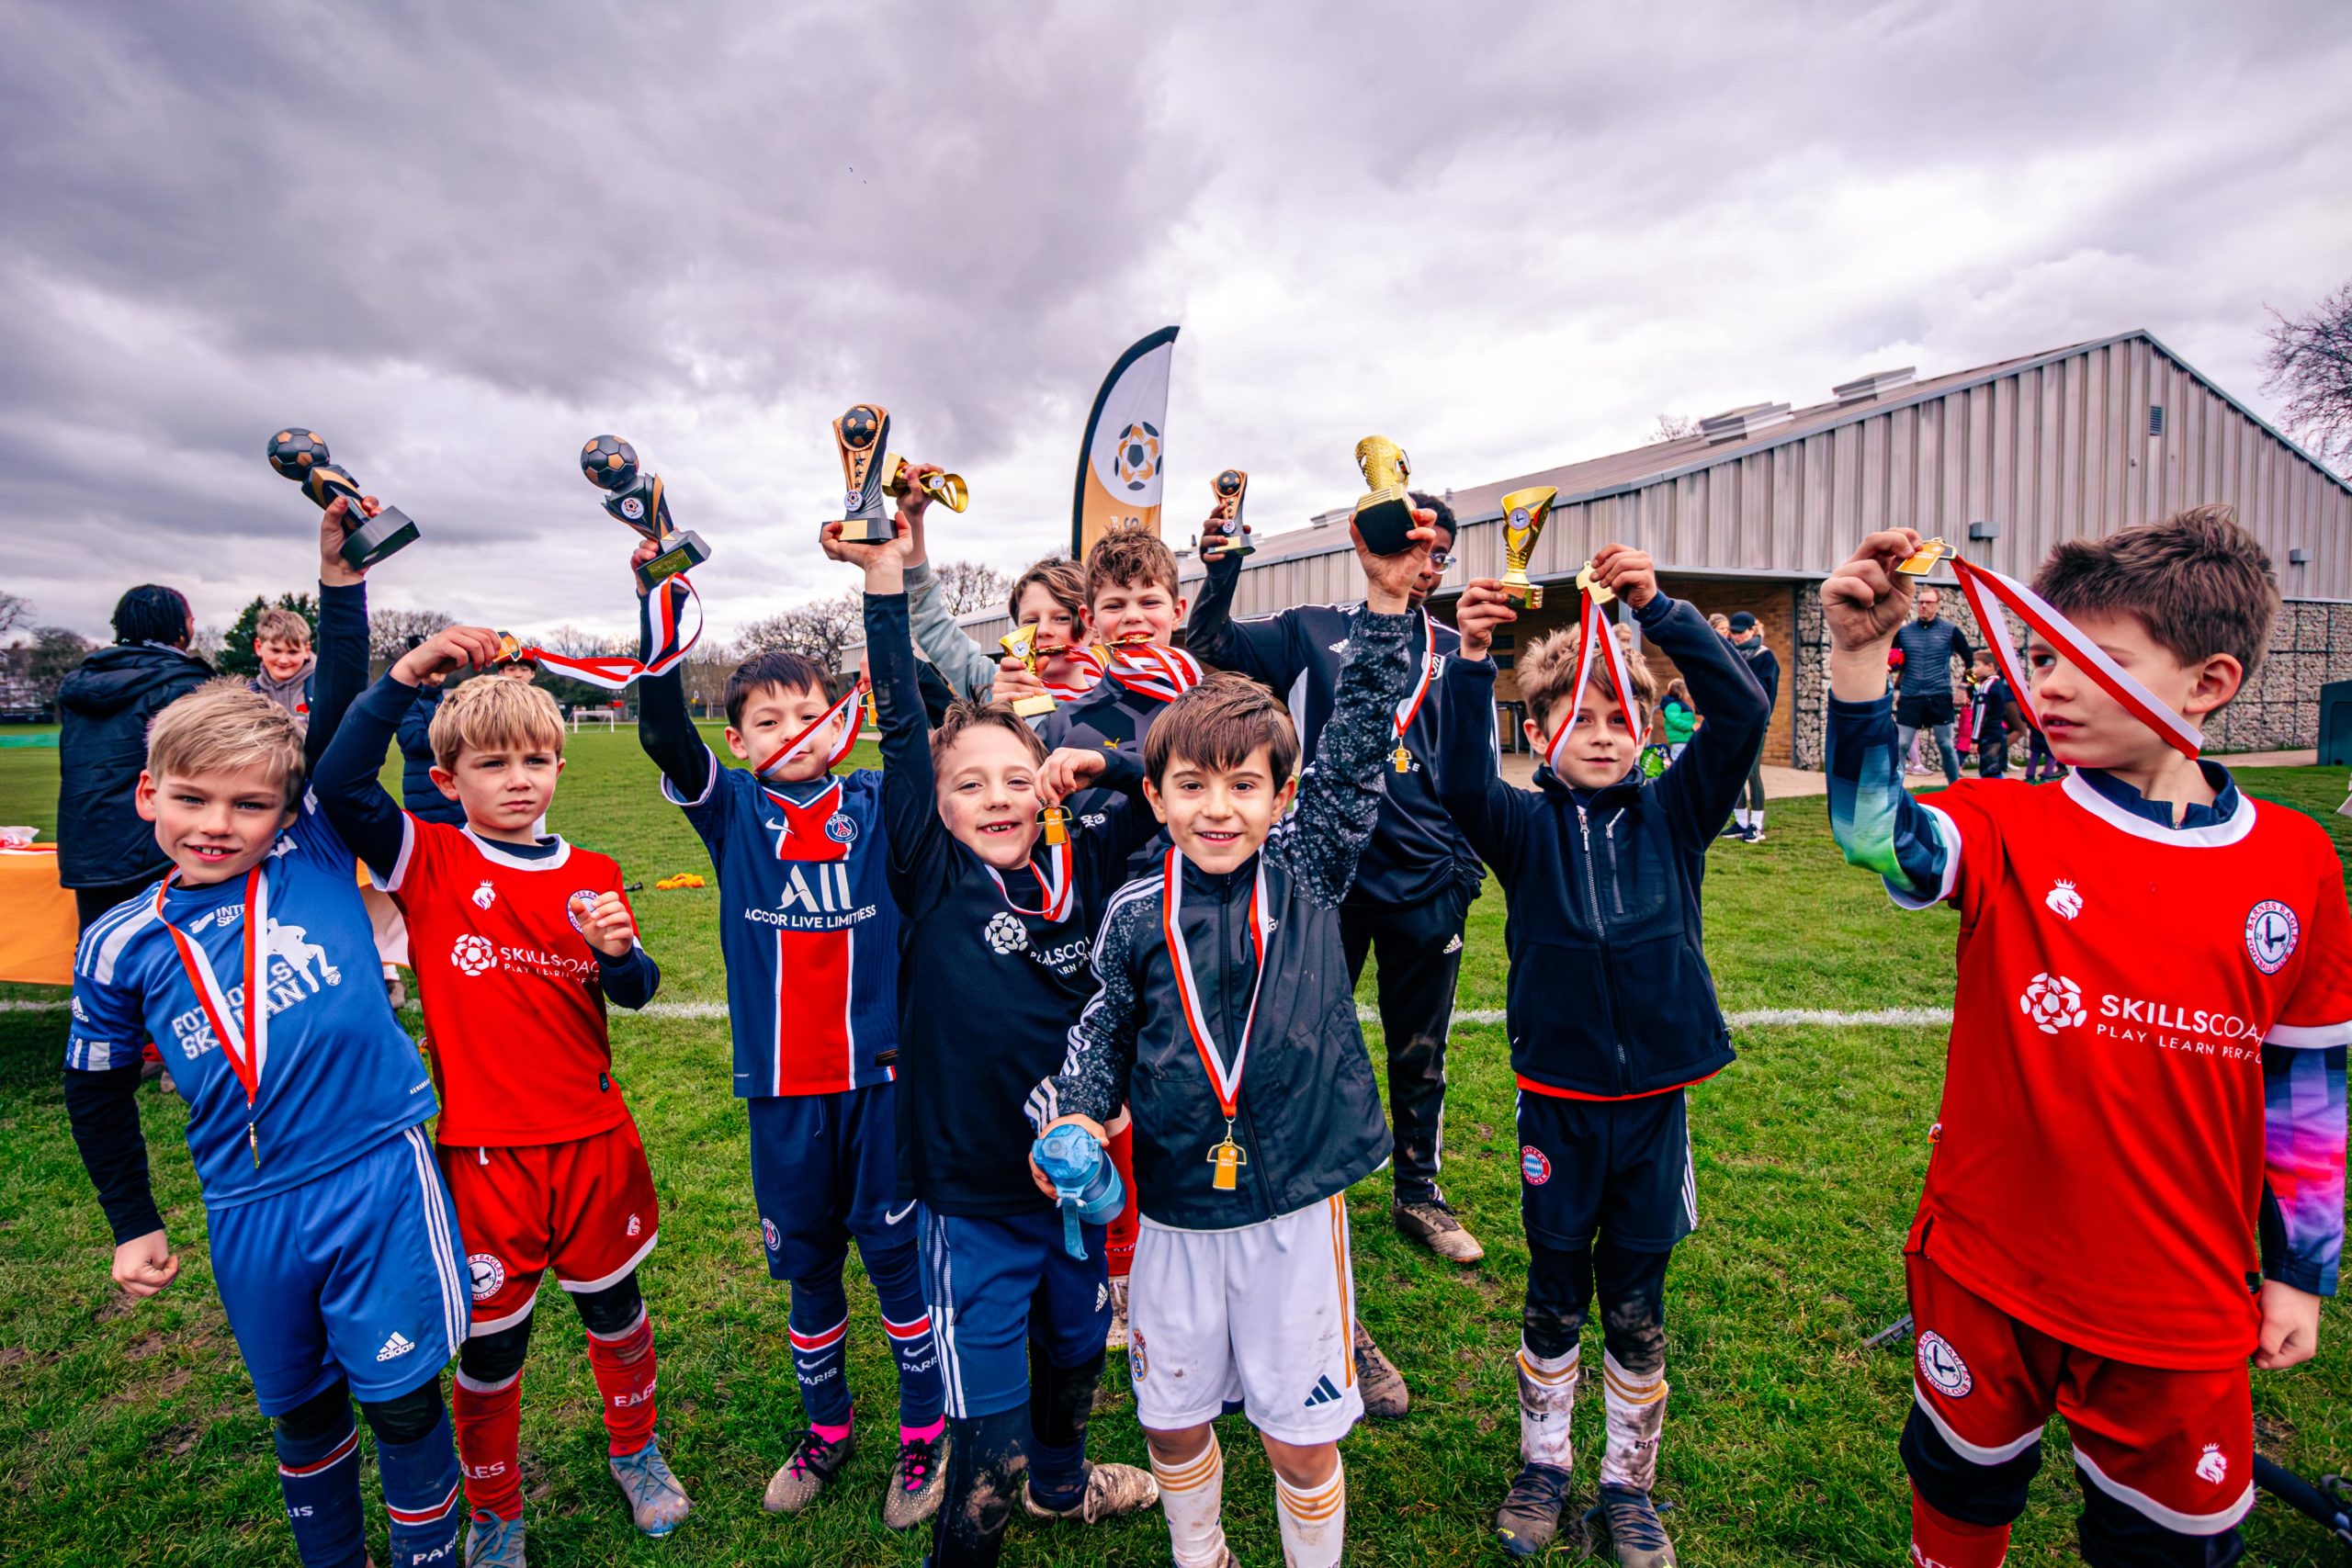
[1029,516,1437,1568]
[395,636,466,828]
[1822,509,2348,1567]
[1440,546,1769,1566]
[1659,679,1697,763]
[629,541,948,1530]
[248,605,316,723]
[64,497,470,1568]
[313,626,686,1562]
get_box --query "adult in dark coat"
[55,585,212,928]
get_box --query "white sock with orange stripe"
[1518,1340,1580,1470]
[1599,1350,1667,1493]
[1273,1455,1346,1568]
[1149,1432,1227,1567]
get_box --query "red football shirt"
[1905,772,2352,1369]
[379,817,638,1147]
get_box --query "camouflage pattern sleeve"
[1271,605,1413,908]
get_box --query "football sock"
[274,1399,368,1567]
[933,1405,1025,1567]
[1026,1345,1104,1513]
[1599,1350,1668,1494]
[1273,1455,1347,1568]
[1734,807,1752,830]
[584,1306,659,1457]
[368,1395,464,1568]
[863,1236,945,1427]
[1105,1122,1139,1280]
[903,1414,947,1447]
[1149,1432,1227,1568]
[1910,1485,2011,1567]
[451,1365,525,1521]
[1751,810,1765,831]
[1517,1339,1580,1470]
[787,1269,854,1428]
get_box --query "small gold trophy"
[833,404,894,545]
[1498,485,1556,609]
[1894,536,1952,576]
[1575,560,1615,606]
[1039,804,1073,847]
[886,454,969,513]
[1203,468,1252,558]
[1351,435,1417,556]
[999,625,1059,718]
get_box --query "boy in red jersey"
[1822,507,2350,1568]
[315,628,687,1565]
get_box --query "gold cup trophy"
[1203,468,1253,558]
[998,625,1059,719]
[887,455,969,513]
[1498,485,1556,609]
[1351,435,1418,556]
[832,404,895,545]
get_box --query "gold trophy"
[832,403,894,544]
[1498,485,1555,608]
[1351,435,1417,555]
[1895,536,1952,576]
[887,454,969,513]
[1203,468,1252,558]
[999,625,1059,718]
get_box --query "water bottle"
[1034,1124,1124,1260]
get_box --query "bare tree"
[1650,412,1700,443]
[739,589,864,672]
[2265,284,2352,469]
[369,606,458,660]
[0,590,28,639]
[931,559,1016,617]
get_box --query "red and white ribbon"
[985,836,1074,923]
[155,864,268,1113]
[1393,610,1440,739]
[1544,591,1641,773]
[1041,645,1106,702]
[1162,848,1271,1120]
[514,576,704,692]
[1099,640,1203,704]
[752,682,866,779]
[1948,558,2202,759]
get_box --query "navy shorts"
[748,1084,913,1281]
[1516,1087,1696,1253]
[209,1124,469,1415]
[919,1205,1111,1420]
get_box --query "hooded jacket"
[395,681,467,827]
[53,642,214,888]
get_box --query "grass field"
[3,728,2347,1566]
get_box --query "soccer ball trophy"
[833,404,895,545]
[266,428,421,569]
[1203,468,1253,558]
[581,434,710,591]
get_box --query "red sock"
[1106,1122,1138,1281]
[1909,1485,2009,1568]
[452,1369,523,1521]
[585,1310,659,1456]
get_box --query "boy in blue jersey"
[63,497,469,1568]
[628,539,947,1529]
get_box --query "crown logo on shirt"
[472,881,496,910]
[2043,880,2083,920]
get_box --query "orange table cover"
[0,846,80,987]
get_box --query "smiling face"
[1408,526,1454,608]
[2022,608,2237,771]
[935,724,1044,869]
[1528,686,1646,791]
[137,762,298,886]
[435,742,564,835]
[255,637,310,683]
[1090,577,1183,648]
[1143,743,1297,875]
[725,680,842,784]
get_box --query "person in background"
[1707,613,1731,640]
[1890,586,1972,785]
[247,606,316,723]
[55,584,213,929]
[1724,613,1779,842]
[1966,649,2024,780]
[396,637,466,829]
[1659,680,1697,763]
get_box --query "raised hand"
[578,889,638,959]
[629,537,661,597]
[318,493,383,589]
[1453,580,1518,660]
[393,626,508,684]
[1352,506,1442,614]
[1037,746,1107,804]
[1821,529,1923,653]
[821,517,911,583]
[1588,543,1658,609]
[992,656,1049,708]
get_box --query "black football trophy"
[834,404,895,544]
[1204,468,1253,558]
[582,435,710,591]
[266,429,421,569]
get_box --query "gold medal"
[1575,560,1614,606]
[1039,805,1072,847]
[1392,744,1412,773]
[1208,1121,1248,1191]
[1895,536,1951,576]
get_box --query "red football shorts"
[440,1121,661,1334]
[1905,1248,2255,1536]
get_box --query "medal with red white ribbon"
[1098,640,1203,704]
[752,682,867,779]
[1162,847,1271,1192]
[984,815,1075,922]
[1389,610,1439,773]
[1947,557,2203,759]
[1544,589,1641,774]
[1041,645,1106,702]
[153,864,270,1168]
[505,576,704,691]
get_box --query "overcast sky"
[5,0,2347,644]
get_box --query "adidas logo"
[1302,1373,1343,1408]
[1442,934,1463,954]
[375,1331,417,1363]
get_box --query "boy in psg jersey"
[1027,515,1440,1568]
[628,541,948,1529]
[836,516,1161,1568]
[1440,547,1769,1566]
[313,622,685,1562]
[65,498,470,1568]
[1823,508,2350,1568]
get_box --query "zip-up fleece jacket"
[1028,604,1411,1229]
[1436,593,1769,1099]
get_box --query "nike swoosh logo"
[885,1202,919,1225]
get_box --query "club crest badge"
[1130,1326,1148,1381]
[762,1218,781,1253]
[565,890,601,933]
[471,880,496,910]
[2044,880,2082,920]
[825,812,858,845]
[468,1253,506,1301]
[1917,1331,1973,1398]
[1521,1146,1552,1186]
[2245,900,2299,975]
[451,933,498,976]
[2195,1442,2228,1483]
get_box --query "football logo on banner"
[1072,325,1179,559]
